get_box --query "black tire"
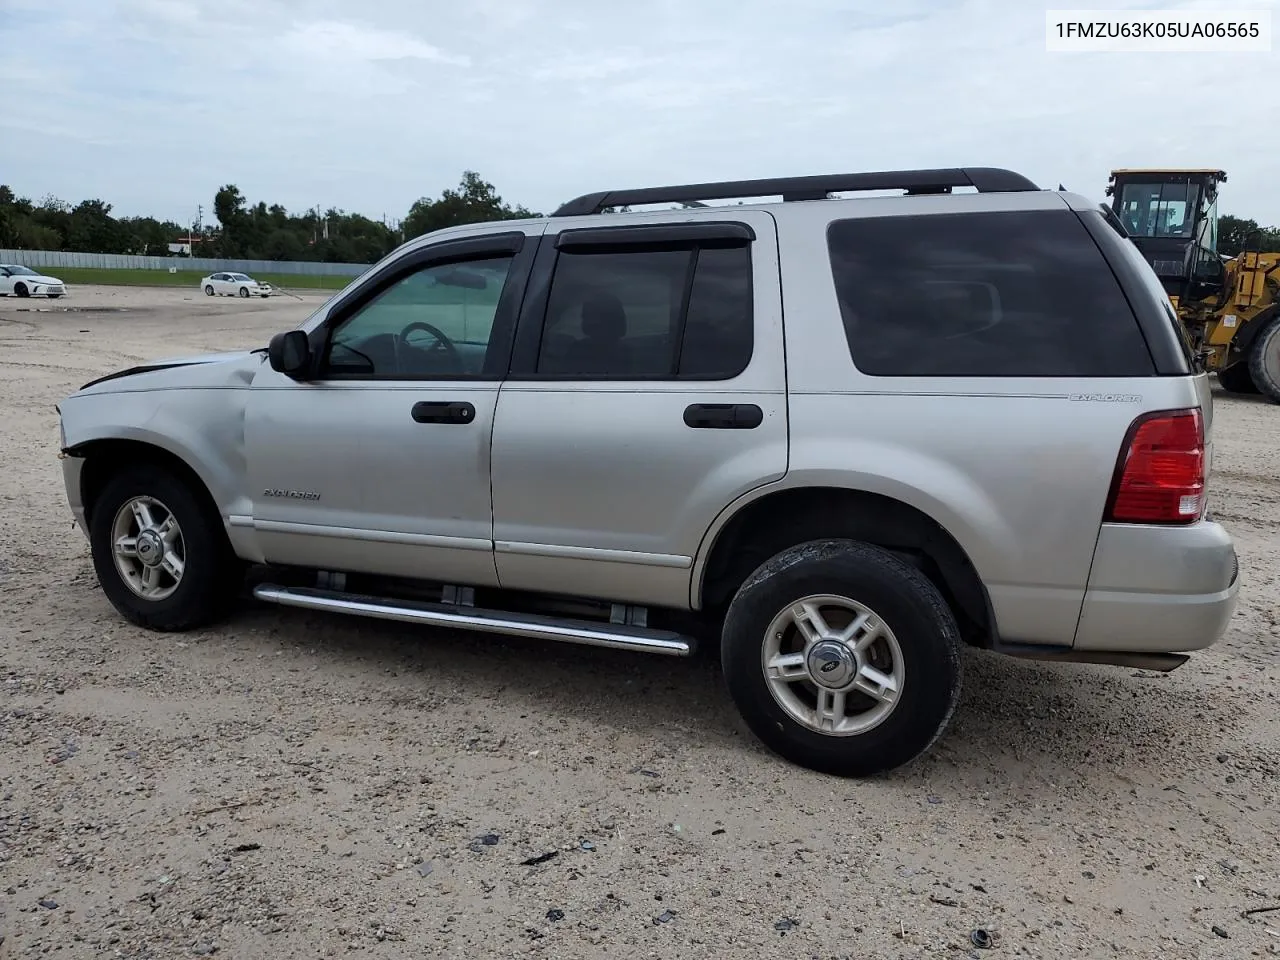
[1248,316,1280,405]
[204,285,215,296]
[1216,360,1259,395]
[721,539,963,778]
[238,286,249,298]
[88,464,241,631]
[14,283,28,298]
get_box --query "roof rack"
[552,167,1039,217]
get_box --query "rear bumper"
[1074,520,1239,653]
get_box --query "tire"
[721,539,963,778]
[238,286,249,298]
[14,283,28,298]
[1216,360,1259,395]
[88,463,241,631]
[204,285,215,296]
[1248,316,1280,405]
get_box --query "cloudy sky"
[2,0,1277,227]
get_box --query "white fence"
[0,249,369,277]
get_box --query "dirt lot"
[2,285,1278,959]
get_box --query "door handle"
[683,403,764,429]
[411,400,476,424]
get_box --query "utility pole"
[192,204,203,257]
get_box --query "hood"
[75,349,266,394]
[13,273,61,285]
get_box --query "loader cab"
[1106,168,1227,304]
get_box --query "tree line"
[0,171,540,264]
[1216,214,1280,258]
[2,172,1278,263]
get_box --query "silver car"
[56,167,1240,776]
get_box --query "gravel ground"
[1,285,1278,959]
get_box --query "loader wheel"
[1248,317,1280,405]
[1217,361,1260,395]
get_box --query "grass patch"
[44,266,360,291]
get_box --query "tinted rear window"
[826,209,1156,377]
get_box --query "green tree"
[1218,214,1280,258]
[212,184,248,256]
[403,170,539,240]
[67,199,128,253]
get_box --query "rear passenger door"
[489,213,788,609]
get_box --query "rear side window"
[535,243,753,379]
[826,210,1156,377]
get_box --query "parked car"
[55,166,1240,778]
[201,272,272,298]
[0,264,66,298]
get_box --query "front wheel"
[238,286,249,298]
[204,285,215,296]
[1248,316,1280,405]
[88,464,241,631]
[14,283,29,298]
[721,539,963,777]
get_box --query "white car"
[201,272,273,298]
[0,264,67,298]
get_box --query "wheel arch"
[693,485,997,648]
[69,437,225,534]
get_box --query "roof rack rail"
[552,167,1039,217]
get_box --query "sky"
[2,0,1277,228]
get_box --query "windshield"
[1117,181,1200,239]
[230,273,252,281]
[5,265,39,276]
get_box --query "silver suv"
[56,167,1240,777]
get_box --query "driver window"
[321,255,514,378]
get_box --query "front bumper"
[1073,520,1240,653]
[60,453,89,540]
[33,283,66,296]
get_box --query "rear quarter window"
[826,209,1157,377]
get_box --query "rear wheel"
[88,464,241,631]
[721,539,963,777]
[1217,360,1259,395]
[1248,317,1280,405]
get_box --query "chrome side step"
[995,642,1189,673]
[252,584,695,657]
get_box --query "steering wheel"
[397,320,462,370]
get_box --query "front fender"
[60,387,254,522]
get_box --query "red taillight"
[1105,408,1205,524]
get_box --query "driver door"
[243,228,541,586]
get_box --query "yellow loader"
[1105,168,1280,402]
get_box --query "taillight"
[1105,408,1205,524]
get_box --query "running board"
[996,643,1189,673]
[252,584,695,657]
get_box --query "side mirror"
[268,330,311,377]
